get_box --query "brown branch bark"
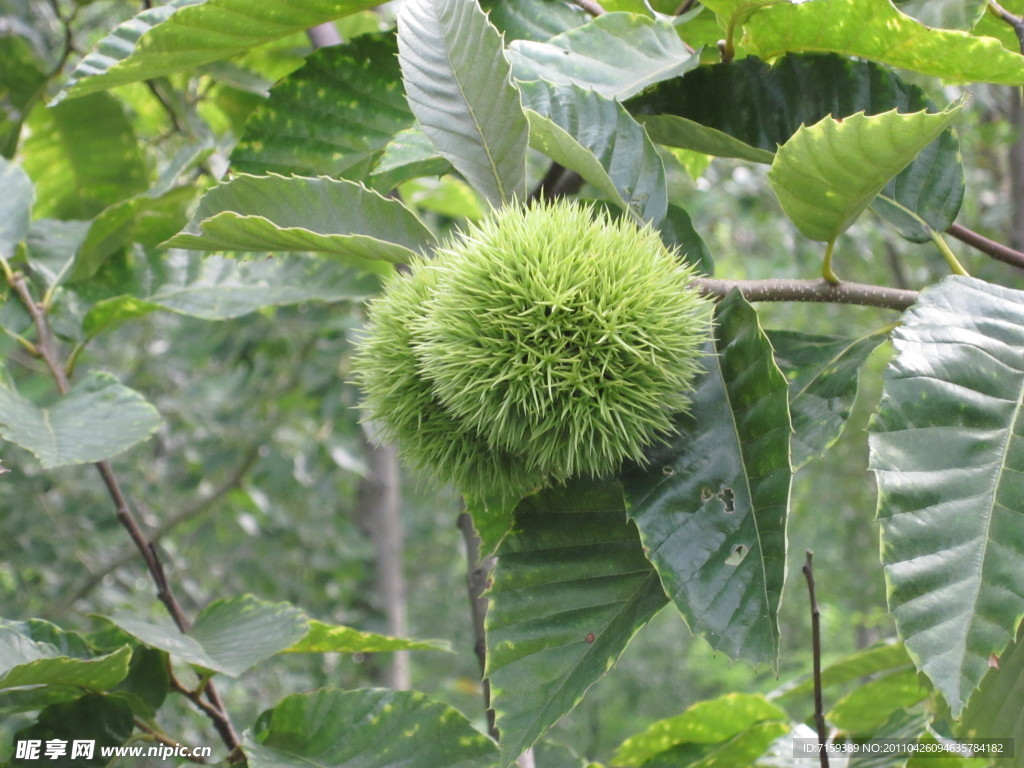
[571,0,605,16]
[947,223,1024,270]
[802,552,829,768]
[695,277,918,311]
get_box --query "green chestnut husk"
[352,200,713,497]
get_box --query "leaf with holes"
[624,290,790,667]
[397,0,528,206]
[56,0,385,103]
[165,174,434,269]
[0,371,160,469]
[486,479,668,766]
[520,80,666,225]
[768,100,965,243]
[508,12,700,101]
[869,276,1024,716]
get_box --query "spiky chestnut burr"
[417,200,712,481]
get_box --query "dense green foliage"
[2,0,1024,766]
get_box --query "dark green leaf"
[959,624,1024,767]
[658,204,714,275]
[481,0,587,43]
[0,371,161,469]
[56,0,386,102]
[769,327,891,469]
[83,253,379,338]
[869,276,1024,716]
[520,80,667,225]
[397,0,529,206]
[12,694,133,767]
[509,13,700,101]
[166,174,435,267]
[0,35,48,158]
[284,620,450,654]
[231,36,412,179]
[624,291,790,666]
[21,92,149,220]
[486,478,669,765]
[630,54,966,241]
[0,157,34,259]
[245,688,498,768]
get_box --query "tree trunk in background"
[1009,88,1024,252]
[359,432,409,690]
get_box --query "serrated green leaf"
[56,0,385,103]
[869,276,1024,716]
[740,0,1024,85]
[486,479,669,766]
[630,54,966,242]
[245,688,498,768]
[482,0,587,42]
[21,92,149,220]
[83,253,378,338]
[508,13,700,101]
[0,371,160,469]
[369,126,455,192]
[0,157,34,259]
[285,620,450,653]
[231,36,413,179]
[520,80,667,225]
[770,327,891,469]
[165,174,434,267]
[624,291,790,667]
[768,101,964,243]
[612,693,788,767]
[106,596,307,677]
[397,0,528,207]
[959,624,1024,766]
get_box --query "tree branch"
[571,0,605,16]
[947,223,1024,271]
[989,0,1024,52]
[695,277,918,311]
[6,267,241,755]
[802,552,829,768]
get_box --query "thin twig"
[989,0,1024,52]
[947,223,1024,271]
[802,552,829,768]
[572,0,605,16]
[456,511,497,739]
[7,268,241,755]
[695,277,918,311]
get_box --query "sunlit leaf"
[0,371,160,469]
[869,276,1024,716]
[56,0,385,102]
[397,0,528,206]
[486,479,668,766]
[768,101,965,242]
[509,13,700,101]
[285,621,450,653]
[0,35,48,158]
[894,0,988,31]
[739,0,1024,85]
